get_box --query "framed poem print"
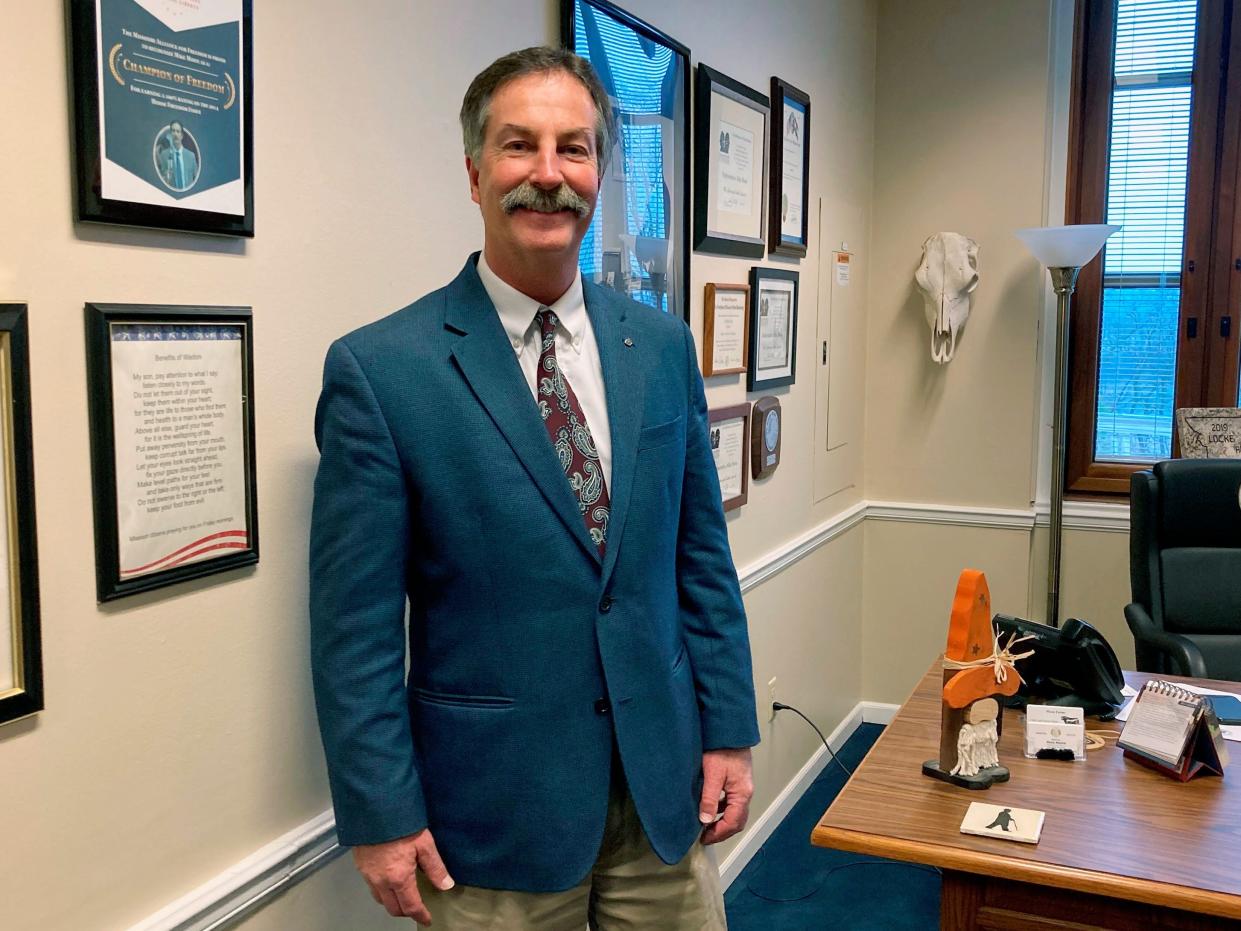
[751,396,781,480]
[768,77,810,257]
[694,64,769,258]
[702,283,749,377]
[0,306,43,727]
[85,303,258,601]
[562,0,691,320]
[68,0,255,236]
[747,266,799,391]
[708,403,750,512]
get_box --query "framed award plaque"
[751,396,781,479]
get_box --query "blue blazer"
[310,255,759,893]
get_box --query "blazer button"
[599,596,613,613]
[594,699,611,714]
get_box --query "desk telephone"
[993,614,1125,719]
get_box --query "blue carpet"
[724,724,941,930]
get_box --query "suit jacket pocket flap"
[414,687,515,709]
[638,416,684,450]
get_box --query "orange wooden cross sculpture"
[923,569,1034,789]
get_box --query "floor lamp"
[1015,224,1119,627]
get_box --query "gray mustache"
[500,182,591,218]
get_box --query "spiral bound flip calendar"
[1119,680,1228,781]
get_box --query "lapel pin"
[623,337,634,347]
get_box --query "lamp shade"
[1015,224,1120,269]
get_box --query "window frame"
[1065,0,1237,495]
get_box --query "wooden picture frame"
[702,283,750,377]
[709,403,750,511]
[747,266,799,391]
[768,77,810,257]
[68,0,255,236]
[693,63,769,258]
[562,0,691,319]
[85,303,258,601]
[0,305,43,726]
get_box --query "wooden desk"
[812,662,1241,930]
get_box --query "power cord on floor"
[758,701,944,896]
[771,701,854,780]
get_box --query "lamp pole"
[1046,265,1081,628]
[1016,223,1117,629]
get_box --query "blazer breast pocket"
[637,416,684,451]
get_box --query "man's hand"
[352,828,455,926]
[698,747,754,845]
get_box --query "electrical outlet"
[767,677,778,720]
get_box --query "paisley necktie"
[535,308,609,556]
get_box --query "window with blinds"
[1066,0,1241,495]
[1096,0,1197,461]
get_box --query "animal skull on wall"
[915,232,979,364]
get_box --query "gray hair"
[460,46,614,175]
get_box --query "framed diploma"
[768,77,810,258]
[562,0,691,320]
[702,283,750,377]
[747,266,799,391]
[69,0,255,237]
[85,304,258,601]
[709,404,750,512]
[751,396,781,480]
[0,306,43,727]
[694,64,769,258]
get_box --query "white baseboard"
[859,701,900,726]
[718,701,869,890]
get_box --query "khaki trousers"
[416,776,727,930]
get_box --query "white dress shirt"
[477,253,612,492]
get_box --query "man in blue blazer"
[310,46,758,929]
[157,120,198,191]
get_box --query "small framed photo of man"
[153,120,202,193]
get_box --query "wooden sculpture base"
[921,760,1010,790]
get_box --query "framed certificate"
[708,404,750,512]
[68,0,255,236]
[768,77,810,258]
[0,306,43,727]
[562,0,691,319]
[85,304,258,601]
[694,64,769,258]
[702,283,750,377]
[747,266,799,391]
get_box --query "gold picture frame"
[0,304,42,726]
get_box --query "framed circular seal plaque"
[751,396,781,479]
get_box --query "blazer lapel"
[584,282,645,589]
[446,257,601,565]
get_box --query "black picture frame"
[562,0,691,321]
[85,303,258,601]
[768,77,810,258]
[0,305,43,727]
[694,64,769,258]
[747,266,799,391]
[68,0,255,237]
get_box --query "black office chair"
[1126,459,1241,681]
